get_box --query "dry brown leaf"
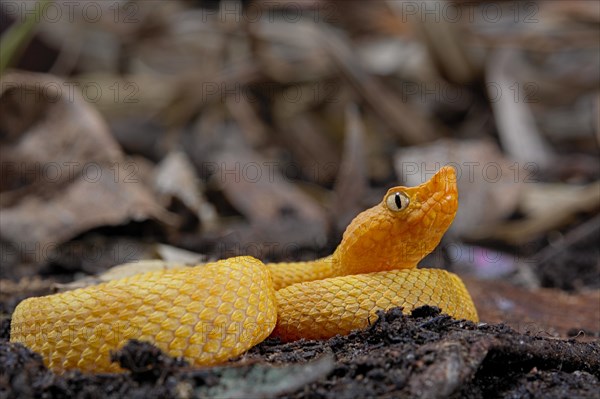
[390,0,477,84]
[465,276,600,340]
[316,23,437,144]
[154,150,218,232]
[200,124,329,258]
[356,37,437,81]
[276,113,340,185]
[215,149,328,243]
[54,260,185,292]
[54,243,206,292]
[475,181,600,244]
[486,48,555,169]
[249,19,333,82]
[1,162,171,263]
[0,72,122,196]
[0,72,171,267]
[332,103,368,232]
[74,74,176,121]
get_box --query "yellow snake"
[10,166,478,373]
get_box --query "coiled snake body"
[11,166,478,373]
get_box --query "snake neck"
[268,255,338,290]
[270,167,458,287]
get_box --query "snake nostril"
[279,205,297,217]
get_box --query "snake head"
[334,166,458,275]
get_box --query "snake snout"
[426,166,458,215]
[434,166,458,194]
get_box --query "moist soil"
[1,306,598,399]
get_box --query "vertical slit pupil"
[394,193,402,209]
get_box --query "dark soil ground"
[1,306,599,399]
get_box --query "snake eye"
[386,191,410,212]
